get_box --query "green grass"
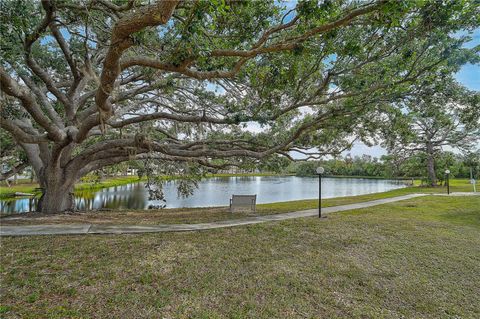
[1,195,479,318]
[0,176,144,199]
[258,178,478,211]
[0,184,38,197]
[74,176,144,192]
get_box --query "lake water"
[0,176,407,213]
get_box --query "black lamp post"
[316,167,325,218]
[445,169,450,195]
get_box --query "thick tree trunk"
[37,168,76,214]
[426,143,437,186]
[38,184,75,213]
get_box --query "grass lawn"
[1,195,479,318]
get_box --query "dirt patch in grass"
[0,207,246,225]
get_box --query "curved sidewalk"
[0,194,429,237]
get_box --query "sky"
[345,28,480,158]
[275,1,480,158]
[451,28,480,92]
[455,63,480,91]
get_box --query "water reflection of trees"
[1,178,406,213]
[0,197,38,213]
[0,184,148,213]
[209,176,257,182]
[76,183,147,211]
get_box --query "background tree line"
[284,151,480,182]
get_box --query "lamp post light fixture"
[470,167,477,193]
[316,167,325,218]
[445,169,451,195]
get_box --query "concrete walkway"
[0,194,429,237]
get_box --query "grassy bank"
[0,176,144,199]
[1,179,478,225]
[1,195,479,318]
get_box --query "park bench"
[229,194,257,213]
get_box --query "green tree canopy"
[1,0,479,212]
[383,77,480,185]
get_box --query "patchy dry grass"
[0,206,245,226]
[1,196,479,318]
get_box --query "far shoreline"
[0,173,416,199]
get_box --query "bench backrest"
[230,194,256,212]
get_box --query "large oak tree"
[1,0,478,212]
[384,78,480,185]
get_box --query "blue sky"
[52,6,479,158]
[454,28,480,91]
[278,1,480,157]
[346,28,480,158]
[456,63,480,91]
